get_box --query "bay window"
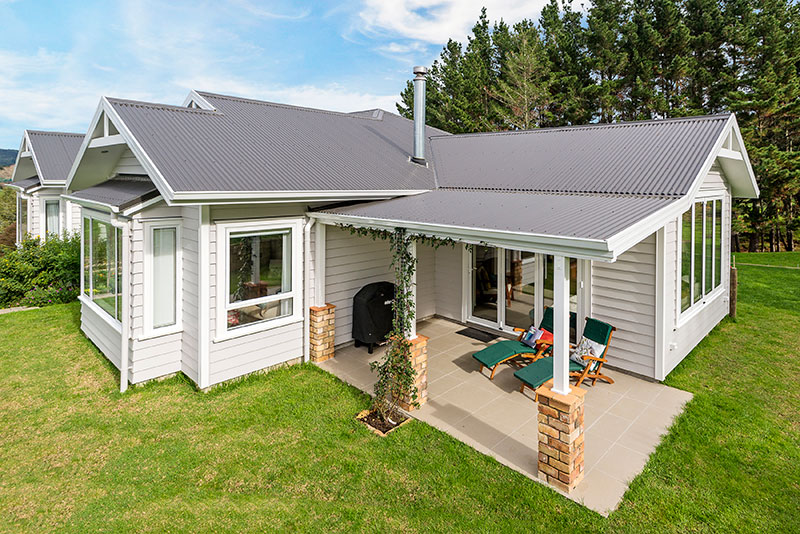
[680,198,725,314]
[218,219,302,338]
[82,214,122,322]
[144,222,181,337]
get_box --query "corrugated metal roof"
[27,130,84,183]
[430,114,730,196]
[106,93,446,193]
[70,174,159,210]
[317,189,675,241]
[3,175,40,193]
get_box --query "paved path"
[0,306,38,315]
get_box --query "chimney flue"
[412,65,427,164]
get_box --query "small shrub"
[19,284,80,307]
[0,234,80,307]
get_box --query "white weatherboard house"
[6,130,84,242]
[64,77,758,396]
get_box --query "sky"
[0,0,547,149]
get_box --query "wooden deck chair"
[514,317,616,395]
[472,308,557,380]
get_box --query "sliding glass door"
[469,247,585,336]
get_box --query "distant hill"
[0,164,13,182]
[0,164,13,183]
[0,149,17,167]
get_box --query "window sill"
[138,325,183,341]
[676,285,727,329]
[213,314,303,344]
[78,295,122,333]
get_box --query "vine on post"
[339,224,457,423]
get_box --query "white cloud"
[358,0,548,45]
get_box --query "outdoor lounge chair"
[472,307,559,380]
[514,317,616,395]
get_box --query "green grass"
[1,256,799,532]
[734,250,800,268]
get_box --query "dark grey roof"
[70,175,159,210]
[107,93,447,193]
[430,114,730,196]
[4,175,41,193]
[27,130,84,183]
[317,189,675,241]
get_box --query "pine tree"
[586,0,628,122]
[685,0,727,113]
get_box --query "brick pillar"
[535,379,586,493]
[398,335,428,411]
[309,304,335,362]
[511,258,522,287]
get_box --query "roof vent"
[412,66,427,164]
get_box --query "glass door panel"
[471,245,499,324]
[543,255,578,341]
[504,250,536,330]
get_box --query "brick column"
[535,379,586,493]
[309,304,335,362]
[398,335,428,411]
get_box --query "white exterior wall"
[325,226,394,346]
[662,164,731,376]
[592,234,658,377]
[113,148,146,175]
[28,194,40,238]
[80,300,122,368]
[205,204,306,387]
[181,206,200,382]
[433,244,465,321]
[416,243,436,319]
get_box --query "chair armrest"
[512,327,526,332]
[583,355,606,362]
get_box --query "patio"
[317,316,693,515]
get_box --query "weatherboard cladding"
[26,131,84,183]
[106,92,445,194]
[430,114,729,196]
[318,190,675,241]
[70,175,159,209]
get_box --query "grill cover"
[352,281,395,346]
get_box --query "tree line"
[398,2,800,252]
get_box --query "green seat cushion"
[472,340,538,368]
[514,358,586,389]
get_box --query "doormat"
[456,327,498,343]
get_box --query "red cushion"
[539,329,554,343]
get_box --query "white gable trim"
[181,90,216,111]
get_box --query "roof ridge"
[106,97,219,115]
[195,91,386,121]
[26,130,84,137]
[436,186,682,199]
[430,113,731,141]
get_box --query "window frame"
[142,220,183,339]
[215,218,304,341]
[79,210,122,330]
[40,196,62,238]
[678,193,726,324]
[16,193,29,243]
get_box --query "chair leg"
[490,365,497,380]
[479,364,484,374]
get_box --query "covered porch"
[317,317,692,515]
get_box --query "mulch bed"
[357,409,410,436]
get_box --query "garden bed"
[357,409,411,436]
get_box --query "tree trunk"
[732,232,741,253]
[748,232,758,252]
[769,226,775,252]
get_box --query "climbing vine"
[339,224,457,422]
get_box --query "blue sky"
[0,0,544,149]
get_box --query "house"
[63,70,758,395]
[5,130,85,242]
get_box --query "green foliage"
[0,187,16,236]
[0,234,80,307]
[19,284,80,307]
[402,3,800,249]
[339,224,457,421]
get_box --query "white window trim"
[16,194,29,243]
[81,210,121,325]
[40,195,63,239]
[677,193,726,326]
[215,218,304,342]
[142,220,183,339]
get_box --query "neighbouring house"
[63,71,757,395]
[4,130,84,242]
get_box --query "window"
[218,219,302,337]
[144,222,181,336]
[680,198,725,315]
[44,199,60,236]
[17,194,28,242]
[82,214,122,322]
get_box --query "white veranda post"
[552,254,571,395]
[408,239,417,339]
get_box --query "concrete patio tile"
[449,412,519,451]
[505,419,540,449]
[618,418,669,455]
[427,371,466,397]
[607,397,650,422]
[492,434,539,474]
[585,412,634,443]
[436,382,503,415]
[471,396,537,437]
[653,385,694,408]
[600,370,639,396]
[638,404,682,431]
[571,469,629,516]
[594,442,650,484]
[622,379,666,404]
[583,434,615,472]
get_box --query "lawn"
[1,255,799,533]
